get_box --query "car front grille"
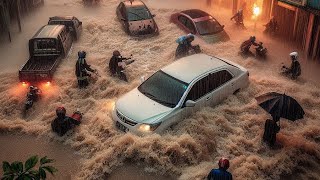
[116,110,137,126]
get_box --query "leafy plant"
[1,156,57,180]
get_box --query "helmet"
[78,51,86,58]
[113,50,121,56]
[56,107,66,118]
[218,158,230,170]
[186,33,195,41]
[290,52,298,60]
[29,86,35,90]
[250,36,256,42]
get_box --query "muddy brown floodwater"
[0,134,80,179]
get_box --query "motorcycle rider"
[240,36,259,54]
[175,33,200,59]
[231,9,244,26]
[207,158,233,180]
[28,86,41,102]
[51,107,81,136]
[282,52,301,79]
[75,51,96,88]
[109,50,134,82]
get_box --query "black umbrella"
[255,92,305,121]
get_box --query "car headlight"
[138,123,161,132]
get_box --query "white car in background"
[112,54,249,135]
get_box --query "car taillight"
[22,82,27,87]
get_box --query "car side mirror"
[185,100,196,107]
[79,21,83,25]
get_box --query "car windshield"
[127,7,152,21]
[195,19,223,35]
[138,71,189,108]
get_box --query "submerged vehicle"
[171,9,229,43]
[116,0,159,36]
[19,25,73,83]
[48,16,82,40]
[112,54,249,135]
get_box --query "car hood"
[128,19,158,36]
[116,88,172,124]
[201,30,230,43]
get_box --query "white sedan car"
[112,54,249,135]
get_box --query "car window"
[178,15,187,25]
[186,75,210,101]
[186,70,233,101]
[195,19,223,35]
[185,18,196,34]
[127,7,152,21]
[138,71,189,108]
[34,39,57,51]
[209,70,233,90]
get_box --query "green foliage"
[1,155,57,180]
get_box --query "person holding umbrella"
[256,92,305,146]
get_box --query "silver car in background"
[112,54,249,135]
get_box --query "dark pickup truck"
[48,16,82,40]
[19,25,73,83]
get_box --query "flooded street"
[0,0,320,179]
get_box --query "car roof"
[123,0,145,7]
[161,54,229,83]
[181,9,210,19]
[32,25,65,39]
[49,16,76,21]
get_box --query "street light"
[253,4,261,30]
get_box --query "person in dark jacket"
[231,9,244,26]
[240,36,259,54]
[207,158,233,180]
[109,50,134,82]
[263,115,280,146]
[282,52,301,79]
[75,51,95,88]
[175,34,200,59]
[51,107,81,136]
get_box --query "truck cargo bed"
[21,55,58,71]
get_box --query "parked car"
[171,9,229,43]
[19,25,73,83]
[112,54,249,135]
[48,16,82,40]
[116,0,159,36]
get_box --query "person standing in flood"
[207,158,233,180]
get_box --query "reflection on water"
[0,134,80,179]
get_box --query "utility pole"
[16,0,21,32]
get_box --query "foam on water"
[0,0,319,179]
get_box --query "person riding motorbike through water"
[109,50,134,82]
[231,9,244,26]
[51,107,81,136]
[240,36,259,54]
[175,33,200,59]
[75,51,96,88]
[264,16,278,34]
[207,158,233,180]
[282,52,301,79]
[27,86,41,101]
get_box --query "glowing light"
[139,124,151,132]
[253,4,261,17]
[22,82,27,87]
[46,81,51,86]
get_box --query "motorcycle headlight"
[138,123,161,132]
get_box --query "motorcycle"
[24,86,41,114]
[255,42,267,58]
[70,109,83,123]
[175,44,201,59]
